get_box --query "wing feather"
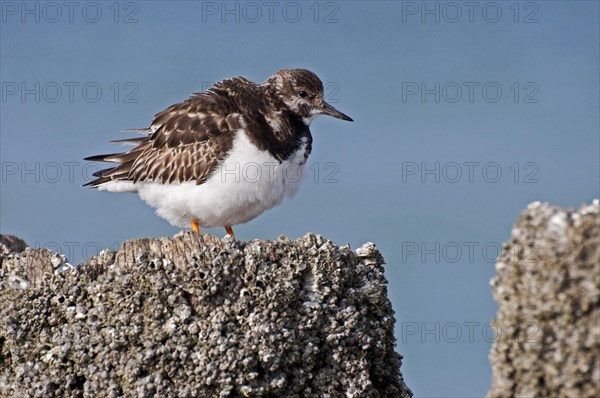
[84,91,241,187]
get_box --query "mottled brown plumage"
[84,69,352,188]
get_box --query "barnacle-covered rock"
[0,234,27,264]
[0,232,411,398]
[488,201,600,398]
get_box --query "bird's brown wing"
[84,92,243,187]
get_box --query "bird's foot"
[225,226,235,239]
[190,219,200,235]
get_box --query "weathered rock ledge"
[0,232,411,398]
[488,201,600,398]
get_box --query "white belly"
[104,130,309,228]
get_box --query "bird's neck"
[242,91,311,162]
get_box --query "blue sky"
[1,1,599,396]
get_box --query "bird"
[84,69,353,238]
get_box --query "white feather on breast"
[123,129,310,228]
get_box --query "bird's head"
[265,69,353,126]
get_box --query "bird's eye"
[298,91,308,98]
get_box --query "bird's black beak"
[320,101,353,122]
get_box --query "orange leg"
[190,219,200,235]
[225,226,235,238]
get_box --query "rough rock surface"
[0,234,27,263]
[0,232,411,398]
[488,201,600,398]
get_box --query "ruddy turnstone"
[84,69,352,237]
